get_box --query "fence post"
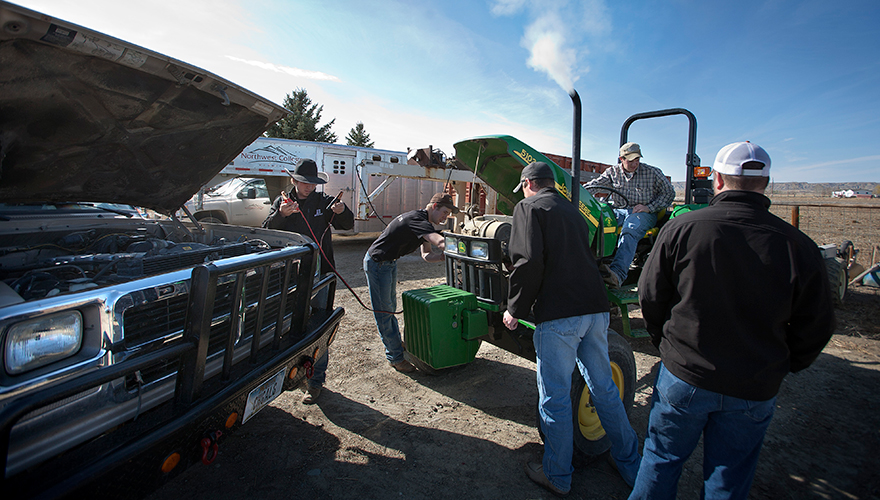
[791,206,800,228]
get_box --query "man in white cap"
[630,142,835,499]
[584,143,675,287]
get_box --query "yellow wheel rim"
[577,361,625,441]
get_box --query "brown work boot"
[524,462,569,497]
[598,263,619,289]
[391,359,416,373]
[603,272,620,289]
[301,385,321,405]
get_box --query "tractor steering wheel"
[585,186,632,210]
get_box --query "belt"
[370,254,396,263]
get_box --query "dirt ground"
[148,234,880,500]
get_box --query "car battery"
[402,285,486,369]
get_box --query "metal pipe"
[569,90,581,210]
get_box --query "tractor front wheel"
[536,328,637,461]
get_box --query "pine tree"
[346,122,375,148]
[265,88,337,143]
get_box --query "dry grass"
[767,196,880,265]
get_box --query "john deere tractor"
[401,109,710,459]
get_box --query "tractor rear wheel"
[536,328,636,461]
[825,257,848,305]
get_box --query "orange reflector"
[694,166,711,179]
[313,348,320,360]
[225,412,239,429]
[161,453,181,474]
[288,366,299,379]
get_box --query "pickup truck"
[0,2,343,498]
[186,177,278,226]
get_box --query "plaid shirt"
[585,162,675,213]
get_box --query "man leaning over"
[630,142,835,499]
[503,162,641,497]
[585,143,674,288]
[364,193,458,373]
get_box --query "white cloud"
[225,57,340,81]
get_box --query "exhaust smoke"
[523,12,577,92]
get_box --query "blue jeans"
[363,253,405,363]
[629,364,776,500]
[306,277,332,389]
[609,209,657,284]
[535,313,641,491]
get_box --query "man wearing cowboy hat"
[263,158,354,404]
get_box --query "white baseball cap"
[713,142,771,177]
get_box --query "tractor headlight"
[445,235,458,254]
[5,311,83,375]
[469,241,490,260]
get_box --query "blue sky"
[13,0,880,182]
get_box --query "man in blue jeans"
[364,193,458,373]
[633,142,835,499]
[502,162,641,497]
[584,143,674,288]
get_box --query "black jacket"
[263,188,354,272]
[638,190,836,401]
[507,187,609,324]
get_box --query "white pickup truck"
[187,177,277,227]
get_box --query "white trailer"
[184,137,496,234]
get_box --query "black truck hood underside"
[0,2,288,213]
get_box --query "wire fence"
[768,199,880,266]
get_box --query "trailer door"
[322,153,356,233]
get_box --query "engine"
[0,226,271,303]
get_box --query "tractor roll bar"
[620,108,701,205]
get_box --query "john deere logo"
[458,241,467,254]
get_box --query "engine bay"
[0,221,272,303]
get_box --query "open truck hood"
[0,1,288,214]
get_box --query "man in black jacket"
[502,162,641,496]
[263,158,354,404]
[631,142,836,499]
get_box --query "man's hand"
[633,203,650,213]
[330,201,345,214]
[502,311,518,330]
[279,191,299,217]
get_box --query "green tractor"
[402,109,710,459]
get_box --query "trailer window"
[332,159,347,175]
[390,156,400,163]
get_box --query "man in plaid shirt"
[585,142,675,288]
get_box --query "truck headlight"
[445,235,458,254]
[469,241,489,260]
[5,311,83,375]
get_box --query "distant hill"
[671,181,879,198]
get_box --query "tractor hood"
[0,1,288,214]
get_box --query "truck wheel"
[197,216,224,224]
[825,257,847,305]
[536,328,636,460]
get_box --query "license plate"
[242,368,286,424]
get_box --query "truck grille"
[120,252,308,388]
